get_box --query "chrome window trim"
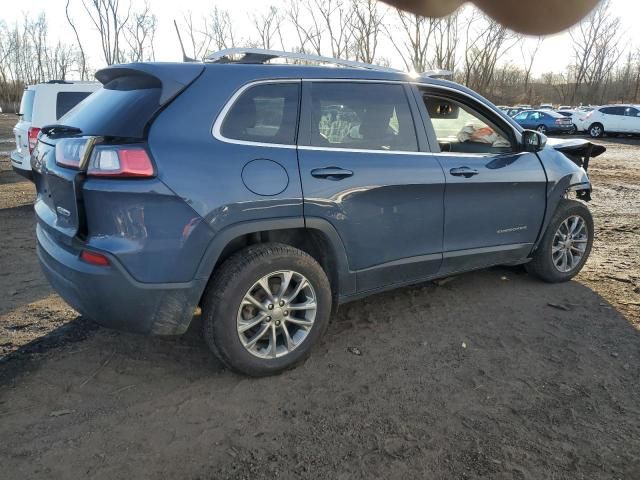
[212,79,301,149]
[212,78,521,151]
[298,145,429,156]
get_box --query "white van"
[11,81,100,179]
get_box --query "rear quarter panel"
[147,67,304,239]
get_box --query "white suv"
[578,104,640,138]
[11,81,100,179]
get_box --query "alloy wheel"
[551,215,589,273]
[237,270,317,359]
[537,125,547,134]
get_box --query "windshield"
[19,89,35,122]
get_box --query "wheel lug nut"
[266,316,271,321]
[268,304,274,310]
[279,300,285,306]
[284,311,288,316]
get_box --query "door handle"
[449,167,479,178]
[311,167,354,180]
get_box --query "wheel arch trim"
[193,216,355,299]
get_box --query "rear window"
[60,76,161,138]
[220,83,299,145]
[308,82,418,152]
[19,89,36,122]
[56,91,92,119]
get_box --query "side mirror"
[522,129,546,152]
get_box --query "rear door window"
[56,91,92,119]
[601,106,625,116]
[220,83,300,145]
[19,89,36,122]
[307,82,417,152]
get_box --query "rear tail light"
[28,127,40,153]
[55,137,91,169]
[87,146,154,178]
[80,250,110,266]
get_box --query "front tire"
[526,199,593,283]
[202,243,332,376]
[536,124,547,134]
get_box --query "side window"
[602,106,625,116]
[220,83,300,145]
[56,91,92,119]
[309,82,417,152]
[514,112,529,121]
[422,93,513,154]
[625,107,639,116]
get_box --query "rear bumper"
[10,150,33,180]
[36,224,205,335]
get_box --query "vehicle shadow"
[1,266,639,478]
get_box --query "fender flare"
[192,216,355,298]
[533,173,591,251]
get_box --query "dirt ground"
[0,112,638,479]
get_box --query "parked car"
[539,103,553,110]
[556,109,579,134]
[512,109,574,135]
[31,49,603,376]
[505,106,531,117]
[578,104,640,138]
[558,105,573,110]
[11,80,100,179]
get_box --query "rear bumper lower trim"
[36,224,204,335]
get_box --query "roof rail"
[205,48,402,73]
[420,69,453,79]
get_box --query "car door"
[297,80,445,293]
[413,86,547,273]
[623,106,640,133]
[600,106,624,132]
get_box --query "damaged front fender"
[546,137,606,172]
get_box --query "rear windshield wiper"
[41,124,83,137]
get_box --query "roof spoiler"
[95,63,205,105]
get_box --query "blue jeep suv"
[31,49,603,376]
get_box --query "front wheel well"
[212,228,340,299]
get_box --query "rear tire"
[589,123,604,138]
[201,243,332,376]
[526,200,593,283]
[536,124,547,134]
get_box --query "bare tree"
[386,9,437,73]
[66,0,88,79]
[287,0,323,55]
[124,2,157,62]
[351,0,385,63]
[314,0,355,59]
[180,11,211,60]
[431,11,458,71]
[569,0,622,104]
[461,11,519,97]
[252,6,284,50]
[81,0,131,65]
[209,7,237,51]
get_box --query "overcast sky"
[2,0,637,76]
